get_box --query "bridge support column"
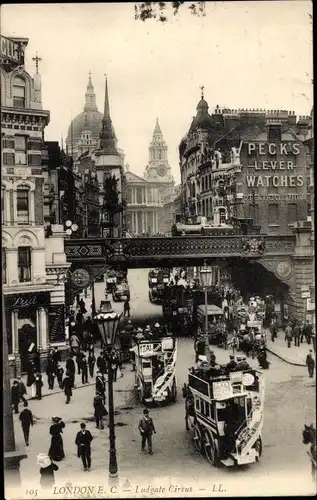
[291,223,314,323]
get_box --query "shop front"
[4,291,66,377]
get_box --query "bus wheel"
[254,436,263,459]
[193,425,203,454]
[202,429,218,466]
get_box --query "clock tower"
[144,118,173,183]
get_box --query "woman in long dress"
[48,417,65,461]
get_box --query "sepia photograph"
[1,1,315,498]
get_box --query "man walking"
[293,322,301,347]
[66,355,76,388]
[56,364,64,390]
[19,401,34,446]
[11,380,21,414]
[46,357,56,390]
[62,372,73,404]
[75,423,93,472]
[70,333,80,354]
[285,323,293,348]
[306,349,315,378]
[81,354,88,384]
[95,372,106,405]
[123,299,130,318]
[88,351,96,379]
[93,392,108,429]
[17,376,27,403]
[138,409,156,455]
[96,352,107,376]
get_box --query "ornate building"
[178,89,314,322]
[126,119,174,234]
[1,36,69,376]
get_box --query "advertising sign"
[139,343,154,356]
[213,380,231,399]
[1,35,24,65]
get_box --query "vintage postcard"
[2,1,315,499]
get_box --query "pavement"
[266,330,313,367]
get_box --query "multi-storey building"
[179,90,314,322]
[160,184,182,235]
[126,119,174,234]
[1,36,69,376]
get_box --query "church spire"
[153,117,162,136]
[84,72,98,111]
[99,75,117,154]
[32,52,42,106]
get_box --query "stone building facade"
[1,36,69,376]
[178,91,314,322]
[126,119,174,235]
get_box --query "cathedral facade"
[126,119,174,235]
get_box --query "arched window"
[13,76,26,108]
[17,187,29,224]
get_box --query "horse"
[182,383,196,431]
[302,423,317,482]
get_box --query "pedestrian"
[95,372,106,405]
[225,355,237,374]
[81,354,88,384]
[138,408,156,455]
[16,376,27,403]
[285,324,293,348]
[293,322,301,347]
[66,355,76,387]
[46,357,55,390]
[76,351,83,375]
[19,401,34,446]
[48,417,65,461]
[270,321,277,343]
[37,454,59,489]
[32,350,41,373]
[55,364,64,389]
[35,373,43,400]
[62,373,73,404]
[51,348,61,373]
[11,380,21,414]
[70,332,80,354]
[96,352,107,376]
[302,321,313,344]
[88,351,96,379]
[78,298,87,315]
[123,299,130,317]
[306,349,315,378]
[75,423,93,472]
[26,359,36,387]
[93,392,108,429]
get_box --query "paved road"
[11,269,316,498]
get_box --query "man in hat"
[88,351,96,379]
[65,355,76,388]
[306,349,315,378]
[123,298,130,317]
[135,328,145,341]
[225,355,237,374]
[96,351,107,376]
[62,372,73,404]
[56,364,64,390]
[95,372,106,404]
[235,356,250,371]
[46,356,56,391]
[16,376,27,403]
[11,380,21,414]
[19,401,34,446]
[35,373,43,400]
[80,354,88,384]
[138,409,156,455]
[75,423,93,471]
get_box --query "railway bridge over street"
[64,226,314,321]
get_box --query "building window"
[268,125,281,143]
[268,204,279,225]
[2,247,7,284]
[18,246,32,282]
[1,187,5,224]
[249,203,259,224]
[13,76,26,108]
[15,136,27,165]
[287,204,297,225]
[17,188,29,224]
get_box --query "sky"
[2,1,313,184]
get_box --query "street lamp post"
[95,301,121,479]
[200,261,213,359]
